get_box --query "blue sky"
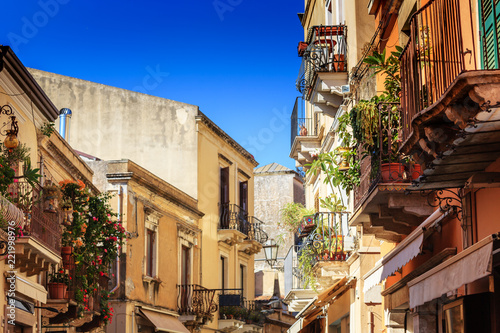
[1,0,304,170]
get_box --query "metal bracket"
[426,189,463,221]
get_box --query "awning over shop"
[15,275,48,303]
[362,210,444,293]
[289,277,354,333]
[363,259,383,294]
[408,235,495,308]
[138,309,190,333]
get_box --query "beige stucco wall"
[0,51,97,333]
[29,68,199,199]
[197,119,258,332]
[345,0,376,71]
[88,159,203,333]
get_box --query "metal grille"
[400,0,478,145]
[296,25,347,99]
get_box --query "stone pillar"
[412,300,437,333]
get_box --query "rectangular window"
[479,0,500,69]
[240,264,247,298]
[462,191,474,249]
[181,245,190,285]
[220,167,230,228]
[146,229,156,277]
[443,299,464,333]
[239,181,248,213]
[221,256,228,290]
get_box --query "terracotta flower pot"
[381,163,405,183]
[333,54,345,72]
[48,282,67,299]
[61,246,74,268]
[298,41,308,56]
[410,164,423,180]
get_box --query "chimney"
[58,108,72,141]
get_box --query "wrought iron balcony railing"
[284,245,306,293]
[218,290,265,325]
[177,284,218,321]
[247,216,269,244]
[290,97,319,148]
[352,103,422,211]
[297,212,352,265]
[7,181,61,253]
[219,203,268,245]
[219,203,247,232]
[46,263,106,311]
[400,0,480,145]
[296,25,347,99]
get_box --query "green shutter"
[479,0,500,69]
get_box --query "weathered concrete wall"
[253,169,304,296]
[254,172,301,266]
[29,68,199,199]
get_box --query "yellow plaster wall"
[122,190,179,311]
[197,120,258,331]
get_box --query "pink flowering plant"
[59,179,126,324]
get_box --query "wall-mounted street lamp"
[1,105,19,150]
[263,239,279,267]
[263,239,283,271]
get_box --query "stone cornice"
[196,111,258,167]
[38,133,99,194]
[0,46,59,120]
[106,160,204,218]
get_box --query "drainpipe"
[110,186,122,294]
[58,108,72,141]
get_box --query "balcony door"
[220,167,230,228]
[180,245,191,311]
[479,0,500,69]
[239,180,248,233]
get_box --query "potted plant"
[61,199,74,226]
[354,46,404,182]
[278,203,315,243]
[43,183,61,213]
[61,245,73,269]
[47,268,69,299]
[299,124,308,136]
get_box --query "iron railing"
[219,203,248,233]
[290,97,319,148]
[296,25,347,99]
[352,103,422,210]
[218,293,264,325]
[247,216,269,244]
[8,181,61,253]
[219,204,268,245]
[47,263,105,311]
[284,245,306,294]
[400,0,478,145]
[177,284,218,319]
[297,212,352,265]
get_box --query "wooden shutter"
[479,0,500,69]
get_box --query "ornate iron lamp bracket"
[0,240,8,256]
[425,189,463,221]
